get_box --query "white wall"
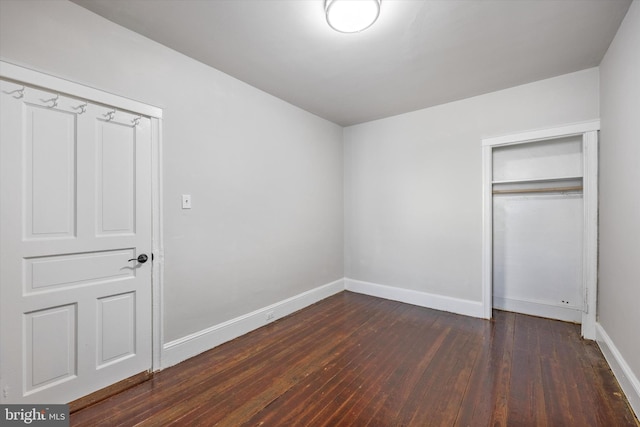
[0,0,344,343]
[344,69,599,303]
[599,0,640,394]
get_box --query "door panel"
[0,79,152,404]
[96,120,136,235]
[97,292,136,367]
[25,105,77,239]
[25,305,77,393]
[25,249,136,292]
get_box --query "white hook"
[1,85,25,99]
[42,94,59,108]
[104,109,116,121]
[13,86,25,99]
[73,102,88,115]
[132,116,141,127]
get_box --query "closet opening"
[481,122,599,339]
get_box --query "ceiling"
[71,0,631,127]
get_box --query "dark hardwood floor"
[71,291,638,426]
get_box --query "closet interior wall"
[492,136,585,323]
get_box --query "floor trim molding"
[344,278,484,318]
[161,278,344,368]
[596,323,640,419]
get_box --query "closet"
[492,136,584,323]
[481,122,598,338]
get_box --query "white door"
[0,80,153,404]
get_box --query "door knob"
[128,254,149,264]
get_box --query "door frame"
[481,120,599,339]
[0,60,165,373]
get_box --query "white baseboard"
[344,278,484,318]
[493,296,582,323]
[161,278,344,369]
[161,277,486,369]
[595,323,640,420]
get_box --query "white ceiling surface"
[71,0,631,127]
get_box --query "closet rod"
[492,186,583,195]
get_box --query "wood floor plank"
[400,316,482,426]
[337,310,446,426]
[508,313,545,426]
[300,304,417,426]
[554,320,584,425]
[237,299,406,426]
[163,295,389,426]
[324,308,446,426]
[488,310,517,427]
[287,301,416,426]
[70,293,639,427]
[221,300,407,426]
[453,310,512,427]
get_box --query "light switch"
[182,194,192,209]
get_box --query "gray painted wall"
[344,69,599,302]
[599,0,640,385]
[0,0,344,342]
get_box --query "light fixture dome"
[325,0,381,33]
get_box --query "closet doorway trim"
[481,120,599,339]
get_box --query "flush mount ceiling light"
[325,0,381,33]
